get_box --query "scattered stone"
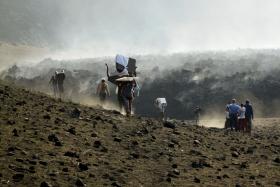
[172,164,178,168]
[111,182,122,187]
[232,151,239,158]
[59,107,66,112]
[12,173,24,182]
[43,114,51,120]
[40,181,52,187]
[163,121,176,129]
[95,116,103,121]
[39,161,48,166]
[78,163,89,171]
[7,119,15,125]
[16,158,24,162]
[114,137,122,142]
[249,175,255,180]
[194,177,200,183]
[67,127,76,135]
[64,151,79,158]
[246,146,256,154]
[112,124,119,132]
[240,162,248,169]
[191,159,211,168]
[112,110,121,115]
[71,108,81,118]
[173,169,180,175]
[16,100,26,106]
[223,174,230,178]
[29,166,35,173]
[193,140,201,145]
[190,149,203,156]
[274,157,280,164]
[89,173,95,178]
[166,177,172,182]
[130,152,140,159]
[92,120,98,125]
[27,160,36,165]
[76,178,86,187]
[93,141,102,148]
[54,117,63,124]
[32,154,39,160]
[48,134,62,146]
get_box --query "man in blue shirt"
[245,100,254,134]
[228,99,241,130]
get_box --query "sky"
[1,0,280,58]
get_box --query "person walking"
[154,98,167,121]
[49,75,57,97]
[228,99,241,131]
[245,100,254,134]
[96,78,110,105]
[238,103,246,132]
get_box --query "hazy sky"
[1,0,280,57]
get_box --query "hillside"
[0,80,280,187]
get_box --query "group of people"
[49,55,138,116]
[48,58,255,134]
[49,70,66,99]
[97,54,139,116]
[225,99,254,133]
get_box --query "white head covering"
[115,54,128,68]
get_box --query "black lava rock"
[76,178,86,187]
[163,121,176,129]
[12,173,24,182]
[64,151,79,158]
[40,181,52,187]
[78,163,89,171]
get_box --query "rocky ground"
[0,80,280,187]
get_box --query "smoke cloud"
[1,0,280,60]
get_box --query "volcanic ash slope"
[0,80,280,187]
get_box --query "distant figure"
[96,78,110,105]
[224,106,230,129]
[238,103,246,132]
[55,70,66,99]
[245,100,254,134]
[194,106,202,125]
[228,99,241,131]
[154,98,167,121]
[49,75,57,97]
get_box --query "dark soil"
[0,80,279,186]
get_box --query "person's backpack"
[56,72,65,83]
[128,58,137,77]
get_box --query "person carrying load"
[106,54,138,116]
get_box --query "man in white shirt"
[154,98,167,121]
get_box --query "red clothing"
[239,118,247,132]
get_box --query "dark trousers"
[229,113,238,130]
